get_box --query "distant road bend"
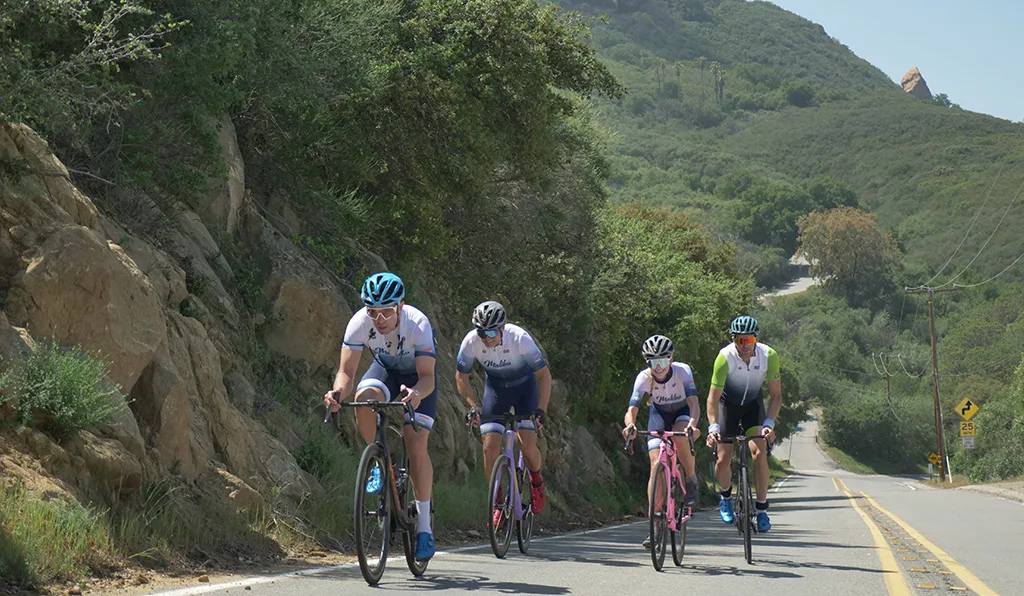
[146,419,1019,596]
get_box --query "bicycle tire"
[354,444,390,585]
[670,478,686,566]
[398,451,429,576]
[649,462,668,571]
[516,466,534,554]
[488,453,514,558]
[740,464,752,564]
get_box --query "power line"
[810,376,892,400]
[950,248,1024,289]
[934,174,1024,289]
[896,354,926,378]
[938,355,1022,378]
[920,161,1006,287]
[894,292,907,343]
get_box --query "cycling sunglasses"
[734,335,757,346]
[368,306,398,320]
[476,328,500,339]
[647,357,671,369]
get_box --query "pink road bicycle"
[625,426,696,571]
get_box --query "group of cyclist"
[324,272,783,562]
[623,314,782,549]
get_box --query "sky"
[765,0,1024,122]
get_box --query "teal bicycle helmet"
[360,272,405,307]
[730,315,759,336]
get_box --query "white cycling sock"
[417,500,432,533]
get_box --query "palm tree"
[710,61,724,104]
[697,56,707,106]
[656,58,668,94]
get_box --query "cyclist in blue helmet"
[705,315,783,533]
[324,272,439,560]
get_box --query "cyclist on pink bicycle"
[621,335,702,549]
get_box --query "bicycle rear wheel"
[488,454,514,558]
[739,464,753,564]
[649,462,668,571]
[397,457,429,576]
[354,444,390,585]
[670,478,686,566]
[516,466,534,554]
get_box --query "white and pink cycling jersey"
[628,362,698,409]
[342,304,436,375]
[456,324,547,386]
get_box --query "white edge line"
[770,475,792,493]
[149,521,641,596]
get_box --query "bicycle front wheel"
[739,464,753,564]
[670,478,686,566]
[488,454,514,558]
[649,462,668,571]
[516,466,534,554]
[354,444,390,585]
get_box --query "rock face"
[7,226,167,393]
[901,67,933,100]
[0,118,613,539]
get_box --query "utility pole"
[904,286,957,482]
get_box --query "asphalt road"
[145,418,1019,596]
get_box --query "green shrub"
[0,341,125,439]
[0,482,114,588]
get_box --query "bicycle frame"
[713,434,770,529]
[481,412,536,522]
[646,430,694,531]
[625,429,695,531]
[344,401,421,531]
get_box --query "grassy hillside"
[560,0,1024,285]
[565,0,1024,477]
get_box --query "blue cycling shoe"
[365,464,382,494]
[756,511,771,533]
[415,532,435,560]
[719,497,735,524]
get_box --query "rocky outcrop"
[0,123,101,233]
[209,118,247,236]
[0,116,615,543]
[901,67,933,100]
[6,225,167,393]
[262,269,351,372]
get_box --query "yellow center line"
[833,478,911,596]
[857,490,999,596]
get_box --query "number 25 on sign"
[959,421,976,437]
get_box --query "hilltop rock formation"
[901,67,933,100]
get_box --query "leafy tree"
[785,81,816,107]
[797,207,901,308]
[734,179,813,253]
[0,0,184,144]
[931,93,961,109]
[803,175,859,210]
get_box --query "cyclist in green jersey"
[705,315,783,533]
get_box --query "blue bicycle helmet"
[730,315,759,336]
[360,272,405,307]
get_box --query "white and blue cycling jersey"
[628,362,698,411]
[343,304,436,375]
[456,324,547,387]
